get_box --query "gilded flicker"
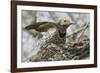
[25,19,75,44]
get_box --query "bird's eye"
[64,20,67,22]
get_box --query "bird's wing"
[25,22,57,32]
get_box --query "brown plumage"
[25,20,75,44]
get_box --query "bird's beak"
[69,23,76,25]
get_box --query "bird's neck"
[62,24,71,29]
[58,24,71,38]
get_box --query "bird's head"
[58,19,76,28]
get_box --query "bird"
[25,19,75,44]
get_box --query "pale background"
[0,0,99,73]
